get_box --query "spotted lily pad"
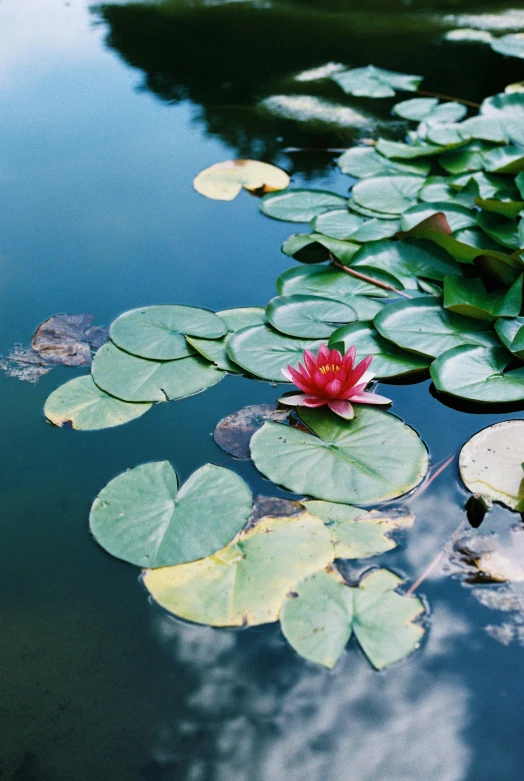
[142,507,334,627]
[44,375,152,430]
[250,406,428,505]
[90,461,252,567]
[193,159,290,200]
[459,421,524,512]
[280,568,425,669]
[431,345,524,402]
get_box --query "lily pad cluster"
[90,459,425,669]
[259,87,524,404]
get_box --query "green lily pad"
[187,307,266,372]
[477,211,521,250]
[431,344,524,402]
[91,342,225,402]
[348,198,400,220]
[374,298,500,358]
[44,375,152,430]
[351,174,423,215]
[265,294,358,338]
[260,189,348,222]
[226,324,324,382]
[351,239,461,289]
[89,461,252,567]
[142,507,335,627]
[393,97,466,126]
[337,146,429,178]
[439,143,488,175]
[443,275,522,321]
[281,232,360,265]
[490,33,524,61]
[454,115,507,144]
[460,421,524,512]
[311,210,401,242]
[276,265,390,300]
[495,316,524,359]
[332,65,422,98]
[250,406,428,505]
[475,198,524,219]
[376,138,450,160]
[303,500,414,559]
[109,305,227,360]
[280,568,424,669]
[400,202,477,232]
[483,145,524,174]
[480,93,524,147]
[328,322,430,377]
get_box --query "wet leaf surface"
[214,403,290,459]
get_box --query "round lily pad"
[311,210,401,242]
[91,342,225,402]
[265,294,358,338]
[329,322,430,377]
[90,461,252,567]
[374,299,499,358]
[44,375,152,430]
[142,507,334,627]
[430,344,524,402]
[187,307,266,372]
[260,189,348,222]
[351,174,424,215]
[332,65,422,98]
[337,146,430,178]
[193,159,290,200]
[225,324,324,382]
[459,420,524,511]
[250,406,428,505]
[109,305,227,360]
[276,265,390,301]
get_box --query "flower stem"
[414,89,480,109]
[331,259,412,298]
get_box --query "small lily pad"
[193,159,290,200]
[260,190,348,222]
[431,344,524,402]
[187,307,266,372]
[214,403,290,459]
[332,65,422,98]
[351,174,424,215]
[337,146,430,178]
[443,275,522,321]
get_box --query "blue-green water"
[2,1,524,778]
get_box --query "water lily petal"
[328,399,355,419]
[303,349,317,375]
[325,378,343,397]
[303,396,328,407]
[342,345,356,370]
[349,391,392,405]
[281,366,294,382]
[318,344,330,362]
[277,393,310,406]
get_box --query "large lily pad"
[430,345,524,402]
[225,324,324,382]
[142,507,334,627]
[250,406,428,505]
[193,159,290,200]
[281,568,424,669]
[265,294,357,338]
[44,375,152,430]
[351,174,423,215]
[260,190,348,222]
[459,421,524,512]
[186,307,266,372]
[374,299,499,358]
[337,146,429,178]
[351,239,461,289]
[109,305,226,360]
[91,342,225,402]
[276,265,390,301]
[328,322,430,377]
[332,65,422,98]
[303,500,414,559]
[90,461,252,567]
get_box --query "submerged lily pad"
[459,420,524,512]
[431,345,524,402]
[187,307,266,372]
[374,299,499,358]
[226,324,324,382]
[91,342,225,402]
[332,65,422,98]
[250,406,428,505]
[142,507,334,627]
[260,190,348,222]
[90,461,252,567]
[303,500,414,559]
[328,322,430,377]
[193,159,290,200]
[266,294,357,338]
[281,568,424,669]
[109,305,226,360]
[214,403,290,459]
[44,375,152,430]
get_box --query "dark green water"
[1,1,524,778]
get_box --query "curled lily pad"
[32,314,106,367]
[276,265,390,301]
[460,421,524,512]
[44,375,152,430]
[348,198,399,220]
[351,174,424,215]
[142,507,334,627]
[281,568,425,669]
[265,294,357,338]
[91,342,225,402]
[90,461,252,567]
[430,345,524,402]
[477,211,521,250]
[260,190,348,222]
[374,299,499,358]
[329,322,430,377]
[443,275,522,321]
[332,65,422,98]
[495,316,524,359]
[337,146,429,178]
[400,202,477,232]
[303,500,414,559]
[109,305,226,360]
[281,232,360,265]
[225,324,324,382]
[351,239,461,289]
[214,403,290,459]
[193,159,290,200]
[250,406,428,505]
[187,307,266,372]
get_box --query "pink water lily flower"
[280,343,391,420]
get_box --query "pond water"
[1,1,524,779]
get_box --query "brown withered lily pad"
[214,403,290,459]
[32,314,108,366]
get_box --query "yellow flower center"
[318,364,340,375]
